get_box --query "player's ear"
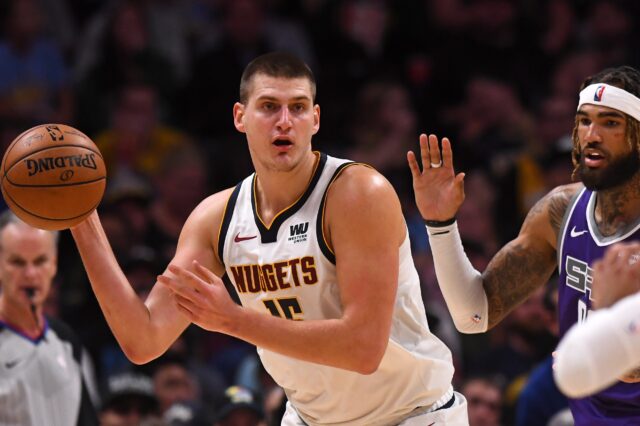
[312,104,320,135]
[233,102,246,133]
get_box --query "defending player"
[71,52,468,425]
[408,65,640,423]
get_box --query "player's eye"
[262,102,277,111]
[291,103,305,112]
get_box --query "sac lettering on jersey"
[564,255,594,300]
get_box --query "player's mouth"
[583,148,607,168]
[272,137,293,151]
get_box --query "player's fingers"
[158,273,201,300]
[407,151,421,178]
[419,133,429,168]
[174,292,196,311]
[442,137,454,170]
[428,134,442,167]
[602,244,623,264]
[619,244,640,266]
[173,298,196,321]
[167,264,209,292]
[192,260,220,285]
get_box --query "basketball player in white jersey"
[70,52,468,425]
[554,240,640,398]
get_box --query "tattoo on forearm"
[483,243,556,328]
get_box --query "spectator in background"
[147,353,201,417]
[465,284,556,415]
[100,371,161,426]
[94,83,194,184]
[183,0,315,139]
[74,0,180,135]
[0,210,98,425]
[346,79,417,183]
[213,385,265,426]
[145,145,209,264]
[516,279,570,426]
[0,0,73,132]
[461,376,503,426]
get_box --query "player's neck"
[255,152,319,224]
[595,173,640,233]
[0,299,43,339]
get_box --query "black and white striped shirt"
[0,317,98,426]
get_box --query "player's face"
[234,74,320,173]
[576,104,640,190]
[0,224,57,309]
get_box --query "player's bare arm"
[161,165,403,373]
[70,188,232,363]
[483,183,580,327]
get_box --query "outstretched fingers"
[441,137,454,170]
[427,134,442,167]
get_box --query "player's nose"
[276,107,292,130]
[584,123,603,143]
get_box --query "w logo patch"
[288,222,309,243]
[290,222,309,236]
[594,85,606,102]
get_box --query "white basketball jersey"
[219,153,454,426]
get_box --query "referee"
[0,211,98,425]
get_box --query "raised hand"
[407,133,465,222]
[592,242,640,309]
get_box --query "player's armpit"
[620,367,640,383]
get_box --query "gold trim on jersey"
[253,151,322,230]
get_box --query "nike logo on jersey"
[234,233,257,243]
[570,226,588,238]
[5,359,20,369]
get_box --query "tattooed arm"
[482,183,581,328]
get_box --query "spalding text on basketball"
[25,153,98,176]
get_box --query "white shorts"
[281,391,469,426]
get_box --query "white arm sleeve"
[427,222,488,333]
[554,291,640,398]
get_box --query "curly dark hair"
[571,66,640,179]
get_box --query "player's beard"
[578,147,640,190]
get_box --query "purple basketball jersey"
[558,187,640,424]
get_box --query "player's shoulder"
[546,182,583,200]
[326,163,402,221]
[540,182,583,216]
[329,163,396,198]
[528,182,583,238]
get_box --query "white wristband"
[427,222,488,333]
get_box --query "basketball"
[1,124,107,230]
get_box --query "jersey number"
[577,299,590,324]
[263,297,303,320]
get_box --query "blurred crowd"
[1,0,638,425]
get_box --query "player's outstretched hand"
[592,242,640,309]
[158,261,239,333]
[407,133,465,222]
